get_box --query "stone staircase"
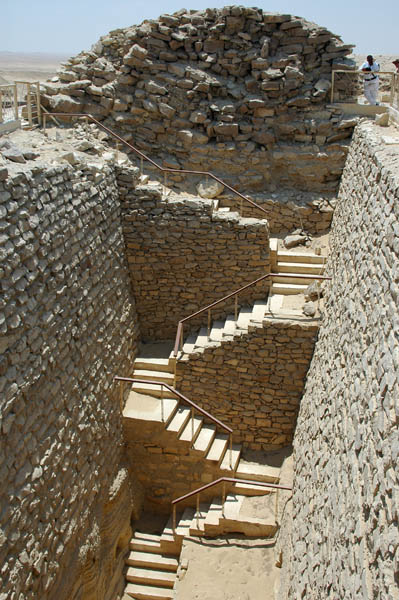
[124,486,278,599]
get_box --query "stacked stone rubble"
[42,7,356,193]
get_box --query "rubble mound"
[42,7,356,192]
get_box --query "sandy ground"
[175,536,278,600]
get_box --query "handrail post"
[275,488,279,525]
[173,505,176,533]
[119,380,124,413]
[13,84,18,121]
[234,294,238,321]
[222,480,226,517]
[207,309,211,340]
[161,384,164,422]
[35,82,41,125]
[229,433,233,470]
[191,407,194,442]
[196,493,200,529]
[27,83,32,127]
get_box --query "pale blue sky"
[3,0,399,56]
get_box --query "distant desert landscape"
[0,51,70,84]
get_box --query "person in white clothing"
[360,55,380,105]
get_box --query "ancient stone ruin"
[1,7,398,600]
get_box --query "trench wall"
[119,173,270,340]
[278,122,399,598]
[0,160,141,600]
[176,319,319,451]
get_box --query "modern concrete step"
[182,333,197,354]
[236,306,252,330]
[131,382,176,399]
[133,357,173,373]
[133,370,175,384]
[166,406,191,436]
[267,294,284,313]
[277,261,325,275]
[203,497,223,534]
[174,507,196,540]
[223,314,237,336]
[277,251,326,264]
[130,532,163,554]
[272,274,321,286]
[271,282,308,295]
[221,493,277,537]
[123,392,178,424]
[219,443,241,472]
[189,503,210,536]
[126,550,178,571]
[194,326,210,348]
[124,582,174,600]
[205,433,229,464]
[178,416,203,444]
[209,320,224,342]
[233,481,275,496]
[192,424,216,455]
[160,516,181,554]
[235,460,280,484]
[250,299,268,322]
[126,566,175,587]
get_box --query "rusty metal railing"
[42,112,269,219]
[173,272,331,357]
[171,476,292,531]
[114,375,235,468]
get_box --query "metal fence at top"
[0,81,41,126]
[331,70,397,106]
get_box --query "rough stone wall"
[42,7,356,193]
[119,172,270,340]
[279,122,399,599]
[0,158,141,599]
[176,318,319,450]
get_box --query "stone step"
[189,503,210,536]
[233,481,275,496]
[166,406,191,437]
[267,294,284,313]
[235,460,280,484]
[126,566,175,588]
[250,299,268,322]
[130,532,163,554]
[236,306,252,330]
[131,382,176,399]
[124,582,174,600]
[209,320,224,342]
[205,433,229,464]
[182,333,197,354]
[271,282,308,295]
[219,443,241,472]
[272,274,321,286]
[194,326,210,348]
[133,357,173,373]
[178,415,203,444]
[277,251,326,264]
[126,550,178,571]
[221,493,277,537]
[277,261,325,275]
[192,424,216,455]
[123,392,178,424]
[133,370,175,384]
[203,497,223,534]
[223,314,237,336]
[174,507,196,540]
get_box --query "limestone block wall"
[278,122,399,598]
[41,8,356,193]
[119,173,270,340]
[175,319,319,451]
[0,159,141,600]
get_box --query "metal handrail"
[41,112,269,218]
[171,476,292,531]
[114,375,235,468]
[173,271,331,357]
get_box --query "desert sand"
[0,51,69,85]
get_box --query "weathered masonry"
[1,6,398,600]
